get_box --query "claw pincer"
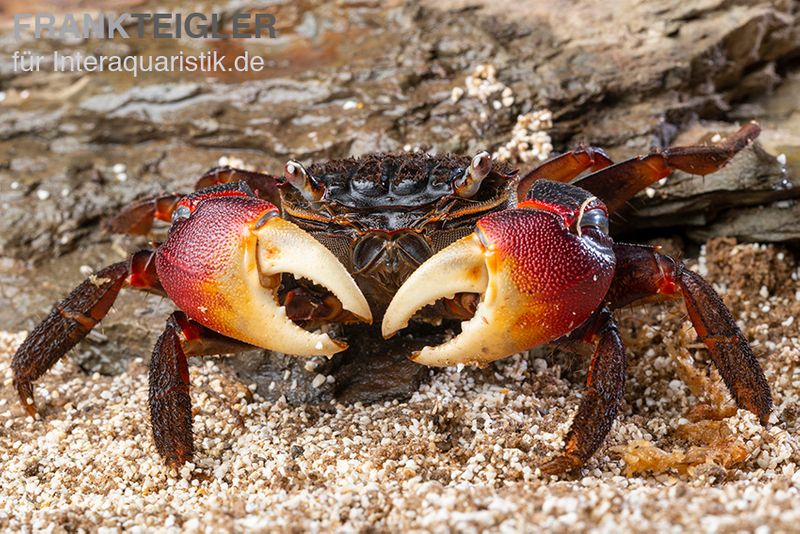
[156,187,371,357]
[383,182,616,366]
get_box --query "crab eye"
[284,160,324,202]
[579,208,609,235]
[454,151,492,198]
[171,205,191,223]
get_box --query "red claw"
[155,193,371,357]
[383,202,616,366]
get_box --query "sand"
[1,238,800,532]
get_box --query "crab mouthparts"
[382,233,504,366]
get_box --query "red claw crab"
[12,122,772,474]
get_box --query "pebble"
[312,374,326,388]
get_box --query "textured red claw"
[383,206,616,366]
[156,192,371,357]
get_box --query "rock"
[690,201,800,244]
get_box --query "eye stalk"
[454,151,493,198]
[284,160,325,202]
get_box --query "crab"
[11,122,772,475]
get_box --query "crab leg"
[103,193,184,235]
[150,313,192,468]
[573,122,761,213]
[150,311,255,467]
[517,146,614,201]
[607,243,772,423]
[104,167,282,236]
[540,307,627,475]
[12,250,162,416]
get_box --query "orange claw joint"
[155,186,371,357]
[382,189,616,366]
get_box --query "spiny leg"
[149,311,254,467]
[607,243,772,423]
[517,146,614,201]
[573,122,761,213]
[12,250,161,416]
[541,307,627,475]
[105,167,282,236]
